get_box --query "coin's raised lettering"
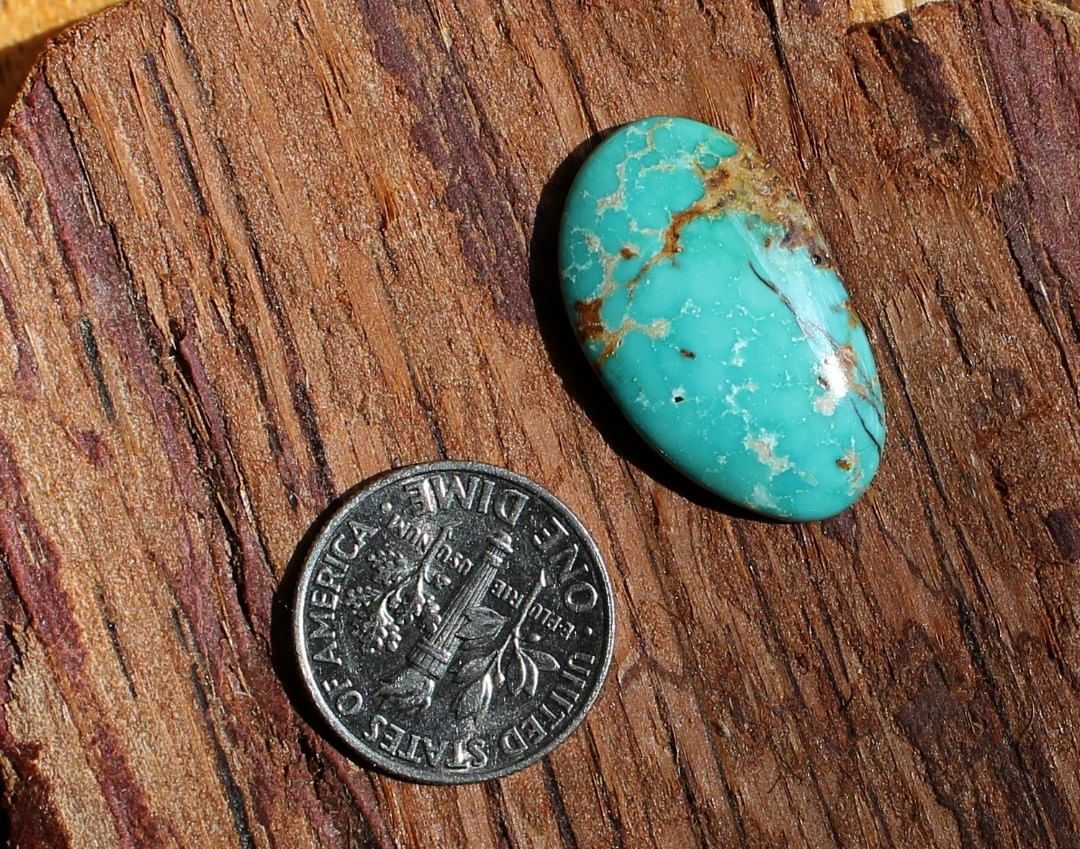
[379,721,408,754]
[564,581,598,613]
[335,690,363,715]
[314,564,345,593]
[521,713,548,745]
[331,532,358,562]
[310,589,339,610]
[363,713,387,742]
[533,514,570,552]
[408,473,532,528]
[500,726,527,754]
[549,687,579,710]
[422,737,448,767]
[312,643,342,666]
[308,608,336,641]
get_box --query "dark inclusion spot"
[620,246,638,259]
[78,317,116,422]
[836,457,852,471]
[811,253,824,266]
[673,394,685,403]
[680,349,696,359]
[1045,509,1080,561]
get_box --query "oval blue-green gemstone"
[559,116,886,521]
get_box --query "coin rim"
[293,460,616,784]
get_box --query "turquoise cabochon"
[558,116,886,521]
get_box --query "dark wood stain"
[870,14,965,144]
[1045,509,1080,562]
[0,263,39,400]
[78,317,116,422]
[355,0,535,326]
[143,53,208,216]
[979,0,1080,290]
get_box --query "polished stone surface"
[559,116,886,521]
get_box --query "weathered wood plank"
[0,0,1077,847]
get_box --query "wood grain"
[0,0,1077,847]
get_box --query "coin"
[293,461,615,783]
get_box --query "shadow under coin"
[270,485,376,767]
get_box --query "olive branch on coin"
[454,569,561,721]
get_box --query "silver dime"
[293,461,615,783]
